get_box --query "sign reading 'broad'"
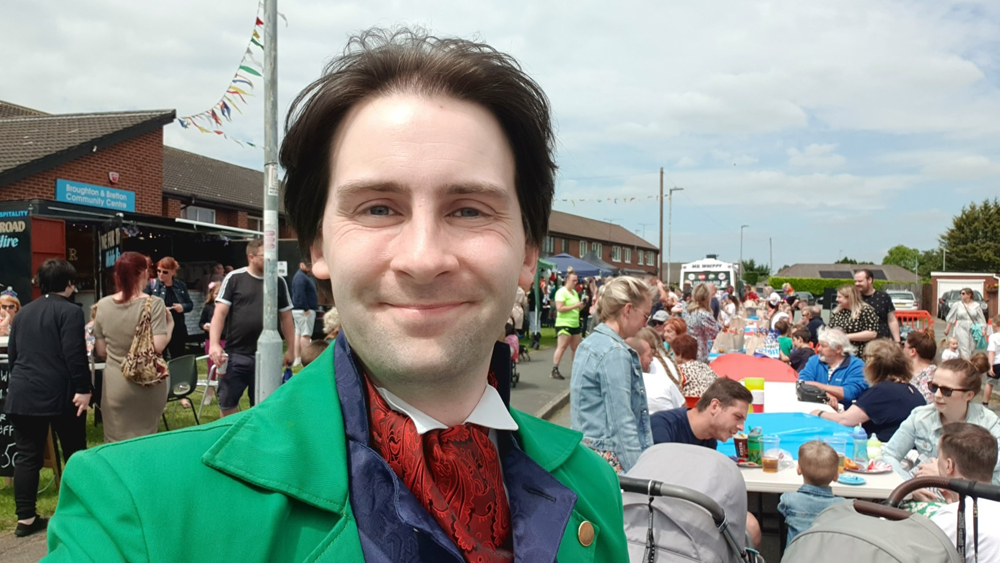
[56,179,135,212]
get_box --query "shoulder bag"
[120,297,170,386]
[963,303,988,351]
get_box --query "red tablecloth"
[711,354,799,382]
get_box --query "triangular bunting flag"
[238,65,262,77]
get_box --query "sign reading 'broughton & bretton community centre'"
[55,179,135,212]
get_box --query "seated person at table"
[673,334,720,406]
[775,319,793,362]
[798,328,868,408]
[778,441,845,547]
[651,378,752,449]
[929,423,1000,561]
[883,355,1000,495]
[811,339,925,442]
[629,330,684,414]
[788,327,816,372]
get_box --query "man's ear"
[309,241,330,280]
[519,244,539,290]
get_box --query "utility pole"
[658,168,663,280]
[942,248,947,271]
[769,237,773,274]
[667,185,684,288]
[256,0,282,404]
[740,224,749,288]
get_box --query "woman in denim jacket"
[570,276,654,473]
[883,355,1000,497]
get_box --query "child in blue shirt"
[778,441,845,547]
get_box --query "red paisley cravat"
[364,374,513,563]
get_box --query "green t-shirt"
[555,287,581,328]
[779,336,793,357]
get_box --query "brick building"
[544,211,659,276]
[0,100,292,311]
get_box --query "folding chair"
[162,355,200,430]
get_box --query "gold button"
[578,521,594,547]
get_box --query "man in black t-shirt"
[209,238,295,416]
[854,269,900,343]
[650,378,752,448]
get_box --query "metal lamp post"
[739,224,749,291]
[666,186,684,288]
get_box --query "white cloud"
[674,156,697,168]
[787,144,846,169]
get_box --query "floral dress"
[911,364,936,403]
[828,304,879,357]
[682,309,720,363]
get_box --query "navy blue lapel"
[334,333,576,563]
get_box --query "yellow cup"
[743,377,765,391]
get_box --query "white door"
[937,279,982,300]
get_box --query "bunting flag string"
[175,2,286,149]
[555,195,666,205]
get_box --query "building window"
[543,236,555,254]
[561,238,568,253]
[647,252,656,266]
[592,242,602,258]
[579,240,588,257]
[611,246,622,263]
[248,215,263,232]
[624,247,631,264]
[637,250,644,266]
[182,205,216,224]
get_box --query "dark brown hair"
[280,28,556,252]
[939,422,998,483]
[940,356,989,393]
[904,329,936,361]
[774,318,790,336]
[863,339,912,385]
[695,377,753,412]
[790,326,811,343]
[672,334,699,361]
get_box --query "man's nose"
[389,211,459,284]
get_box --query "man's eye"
[453,208,482,218]
[367,206,392,216]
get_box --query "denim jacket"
[145,278,194,313]
[570,323,652,472]
[778,484,844,546]
[883,403,1000,484]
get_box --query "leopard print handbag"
[120,297,170,386]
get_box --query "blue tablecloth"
[717,412,854,460]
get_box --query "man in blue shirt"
[291,261,319,366]
[651,378,753,449]
[798,327,867,408]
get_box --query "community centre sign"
[56,179,135,212]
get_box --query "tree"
[941,198,1000,273]
[740,259,770,286]
[882,245,920,270]
[835,257,859,264]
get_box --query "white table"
[740,464,904,499]
[762,381,836,415]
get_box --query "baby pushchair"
[620,443,764,562]
[782,476,1000,562]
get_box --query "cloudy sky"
[5,0,1000,269]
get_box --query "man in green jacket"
[46,27,628,562]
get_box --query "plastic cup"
[743,377,765,391]
[734,435,749,461]
[751,390,765,413]
[762,435,780,473]
[217,354,228,376]
[824,436,848,474]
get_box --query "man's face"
[214,264,225,275]
[248,249,264,273]
[709,401,749,441]
[816,340,841,363]
[853,272,872,293]
[310,93,535,385]
[635,340,652,372]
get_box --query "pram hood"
[781,501,961,563]
[623,443,748,562]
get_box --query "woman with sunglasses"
[883,354,998,495]
[145,257,193,361]
[944,287,987,360]
[0,292,21,337]
[810,339,925,441]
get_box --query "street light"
[667,187,684,288]
[739,224,749,290]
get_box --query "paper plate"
[838,474,866,486]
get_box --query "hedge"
[765,277,914,295]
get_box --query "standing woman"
[551,268,585,380]
[720,294,740,329]
[145,257,193,360]
[682,284,720,363]
[828,284,879,357]
[945,287,987,360]
[93,252,174,443]
[571,276,654,473]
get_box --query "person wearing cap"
[768,292,790,329]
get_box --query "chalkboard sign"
[0,361,14,477]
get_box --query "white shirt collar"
[376,384,519,435]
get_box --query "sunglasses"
[928,383,971,397]
[1,304,16,310]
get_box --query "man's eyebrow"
[333,180,513,203]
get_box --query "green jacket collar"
[202,343,585,514]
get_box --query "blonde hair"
[323,307,341,340]
[636,327,681,385]
[596,276,652,323]
[799,441,839,486]
[687,284,712,313]
[835,284,867,319]
[0,294,21,313]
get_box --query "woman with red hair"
[92,252,174,442]
[145,256,193,360]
